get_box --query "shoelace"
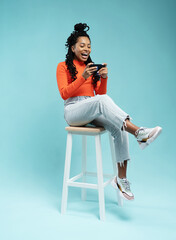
[135,127,146,137]
[120,179,131,191]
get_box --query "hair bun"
[74,23,90,32]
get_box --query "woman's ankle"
[124,119,140,136]
[118,175,127,179]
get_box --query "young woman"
[56,23,162,201]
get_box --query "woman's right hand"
[82,63,98,80]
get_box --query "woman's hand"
[98,63,108,79]
[82,63,98,80]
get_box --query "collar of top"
[73,59,86,66]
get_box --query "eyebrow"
[80,42,91,45]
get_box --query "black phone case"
[90,64,105,71]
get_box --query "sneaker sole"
[111,179,134,201]
[138,126,162,150]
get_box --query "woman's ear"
[71,45,75,53]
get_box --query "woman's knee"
[95,94,110,104]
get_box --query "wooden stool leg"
[109,133,123,207]
[95,134,105,221]
[81,135,87,201]
[61,133,72,214]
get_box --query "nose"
[85,45,90,51]
[83,47,88,51]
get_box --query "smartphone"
[89,64,106,71]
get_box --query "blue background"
[1,0,176,239]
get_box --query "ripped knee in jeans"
[121,115,130,131]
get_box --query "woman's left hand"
[98,63,108,79]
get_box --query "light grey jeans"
[64,94,131,163]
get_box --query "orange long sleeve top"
[56,59,108,100]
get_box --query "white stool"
[61,126,123,221]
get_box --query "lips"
[81,53,88,59]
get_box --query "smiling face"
[71,36,91,62]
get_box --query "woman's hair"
[65,23,100,85]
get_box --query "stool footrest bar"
[69,173,83,182]
[67,181,98,189]
[103,178,114,187]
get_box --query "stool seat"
[65,126,106,135]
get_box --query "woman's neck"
[73,58,85,66]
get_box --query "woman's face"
[71,36,91,62]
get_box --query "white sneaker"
[136,126,162,150]
[111,177,134,201]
